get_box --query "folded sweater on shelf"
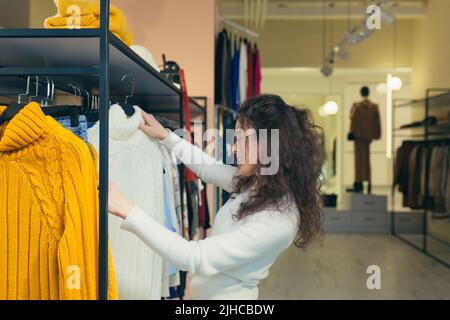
[44,0,134,46]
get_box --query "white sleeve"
[121,206,297,277]
[160,130,238,192]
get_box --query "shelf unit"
[392,88,450,268]
[0,0,206,299]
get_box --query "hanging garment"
[430,146,449,213]
[239,39,248,104]
[224,32,234,108]
[163,149,184,237]
[198,183,212,231]
[407,145,424,209]
[44,0,133,46]
[88,104,165,300]
[440,148,450,213]
[186,180,200,240]
[393,141,419,206]
[214,30,227,105]
[446,154,450,213]
[0,102,117,300]
[179,68,197,183]
[429,146,441,199]
[162,162,180,277]
[55,114,88,144]
[232,35,240,110]
[202,182,212,230]
[198,184,206,229]
[246,41,254,99]
[254,45,262,96]
[419,145,429,206]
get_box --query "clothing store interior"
[0,0,449,300]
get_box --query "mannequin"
[347,86,381,194]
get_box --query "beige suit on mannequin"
[350,99,381,183]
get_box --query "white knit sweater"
[88,105,167,300]
[121,130,299,300]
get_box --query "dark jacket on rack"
[215,30,226,105]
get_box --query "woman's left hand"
[108,182,134,219]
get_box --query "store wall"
[29,0,57,28]
[411,0,450,98]
[246,19,413,69]
[0,0,30,28]
[112,0,216,114]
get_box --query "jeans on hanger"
[55,115,88,144]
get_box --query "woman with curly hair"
[108,94,324,300]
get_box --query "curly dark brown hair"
[231,94,324,249]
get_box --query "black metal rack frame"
[214,104,237,213]
[0,0,207,299]
[391,88,450,268]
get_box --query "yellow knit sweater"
[44,0,134,46]
[0,102,118,300]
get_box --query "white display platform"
[324,208,391,233]
[324,193,390,234]
[342,193,387,212]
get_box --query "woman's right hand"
[139,110,169,140]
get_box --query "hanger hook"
[28,76,39,102]
[75,86,82,106]
[121,74,135,104]
[69,84,78,105]
[18,76,31,104]
[50,79,55,101]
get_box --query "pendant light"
[322,17,339,116]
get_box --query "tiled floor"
[259,234,450,300]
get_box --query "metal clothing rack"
[0,0,206,299]
[391,88,450,268]
[220,18,259,38]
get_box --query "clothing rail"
[220,18,259,38]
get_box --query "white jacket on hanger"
[239,40,248,104]
[88,104,167,300]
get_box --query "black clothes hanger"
[39,82,83,127]
[0,103,25,125]
[86,94,99,123]
[0,76,32,125]
[43,105,80,127]
[121,75,136,117]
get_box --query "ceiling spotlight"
[321,65,333,77]
[326,52,336,64]
[388,76,403,91]
[380,10,396,25]
[338,49,350,60]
